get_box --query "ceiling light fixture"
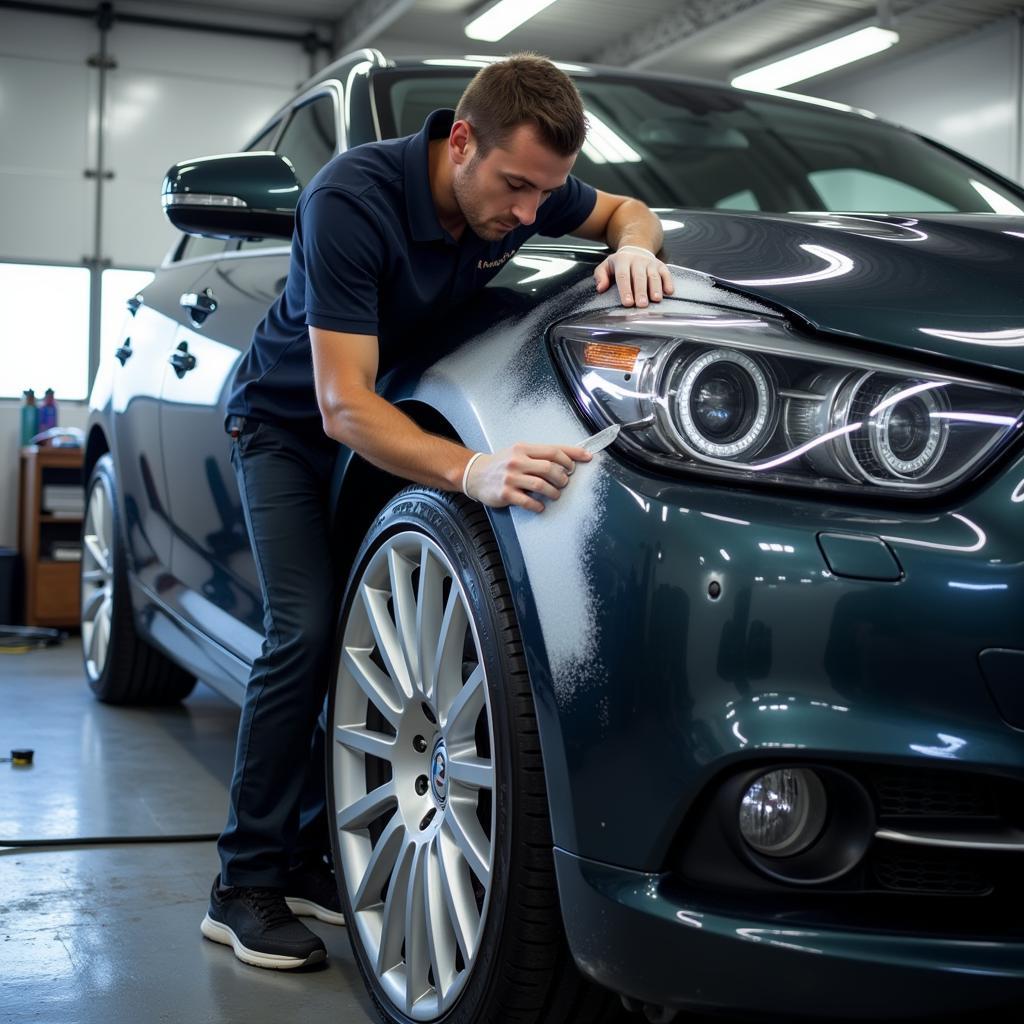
[731,25,899,92]
[465,0,560,42]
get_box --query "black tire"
[327,487,621,1024]
[81,454,196,705]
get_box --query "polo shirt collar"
[404,108,456,244]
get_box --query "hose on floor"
[0,833,220,848]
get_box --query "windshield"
[373,68,1024,216]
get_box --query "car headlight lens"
[551,307,1024,496]
[671,349,775,458]
[738,768,827,857]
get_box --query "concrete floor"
[0,640,1015,1024]
[0,640,375,1024]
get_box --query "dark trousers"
[218,419,341,887]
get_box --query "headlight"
[551,307,1024,496]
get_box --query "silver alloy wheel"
[81,477,114,680]
[333,531,496,1020]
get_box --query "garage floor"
[0,640,1012,1024]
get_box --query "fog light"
[738,768,827,857]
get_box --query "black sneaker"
[200,874,327,969]
[284,859,346,926]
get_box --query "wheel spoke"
[81,568,107,584]
[335,723,396,763]
[424,836,457,1002]
[81,586,105,622]
[336,780,397,833]
[403,844,431,1014]
[377,836,415,975]
[432,588,468,717]
[415,546,445,702]
[342,645,402,729]
[442,802,490,887]
[95,598,111,670]
[83,534,110,575]
[353,812,406,912]
[442,664,485,737]
[387,547,421,694]
[446,754,493,792]
[361,584,414,701]
[435,828,481,963]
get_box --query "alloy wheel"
[81,478,114,680]
[333,530,496,1020]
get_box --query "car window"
[246,121,280,153]
[276,94,338,191]
[808,169,956,212]
[177,234,231,261]
[374,70,1024,215]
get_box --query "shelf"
[40,515,84,524]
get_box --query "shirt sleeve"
[299,187,383,336]
[536,174,598,239]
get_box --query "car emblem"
[431,745,448,804]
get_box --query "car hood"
[657,210,1024,379]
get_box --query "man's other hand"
[594,245,674,308]
[466,443,593,513]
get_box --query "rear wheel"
[328,488,620,1024]
[81,454,195,705]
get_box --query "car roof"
[302,49,887,128]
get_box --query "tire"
[80,453,196,705]
[327,487,621,1024]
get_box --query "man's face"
[451,122,576,242]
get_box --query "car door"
[108,237,224,593]
[158,86,341,668]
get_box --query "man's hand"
[594,246,675,308]
[465,443,593,514]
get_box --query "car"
[83,49,1024,1023]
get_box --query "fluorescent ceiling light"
[465,0,560,42]
[732,26,899,92]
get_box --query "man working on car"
[202,52,674,969]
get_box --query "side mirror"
[161,152,301,240]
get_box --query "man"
[201,53,673,970]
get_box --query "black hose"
[1,832,219,848]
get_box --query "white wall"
[0,7,313,267]
[805,15,1023,183]
[0,6,320,549]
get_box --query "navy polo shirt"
[225,108,597,430]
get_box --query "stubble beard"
[453,158,508,242]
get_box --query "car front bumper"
[554,848,1024,1019]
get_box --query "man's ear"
[449,119,474,166]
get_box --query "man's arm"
[572,189,675,308]
[310,327,591,514]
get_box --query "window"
[100,268,155,351]
[178,234,231,262]
[276,94,338,190]
[0,263,90,400]
[246,120,281,153]
[374,70,1024,215]
[808,169,956,212]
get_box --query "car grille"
[867,767,998,820]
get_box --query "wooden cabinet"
[18,446,84,628]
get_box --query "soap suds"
[417,265,770,703]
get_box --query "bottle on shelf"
[38,389,58,432]
[20,390,38,447]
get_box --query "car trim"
[875,827,1024,852]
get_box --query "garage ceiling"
[16,0,1024,86]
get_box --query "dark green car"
[85,52,1024,1023]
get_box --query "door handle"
[115,337,132,366]
[180,287,218,326]
[169,340,197,378]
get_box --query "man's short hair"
[455,53,587,158]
